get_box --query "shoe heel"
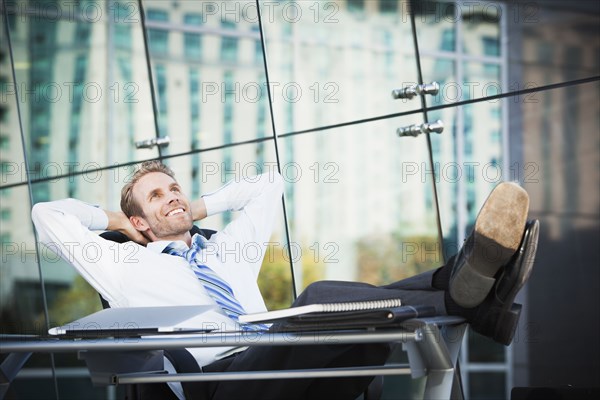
[450,262,496,308]
[493,303,522,346]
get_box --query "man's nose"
[166,192,181,203]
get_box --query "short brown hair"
[120,161,176,217]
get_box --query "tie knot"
[163,234,205,260]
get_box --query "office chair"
[99,226,214,400]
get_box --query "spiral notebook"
[239,299,403,324]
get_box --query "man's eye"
[172,188,180,193]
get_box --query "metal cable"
[255,0,297,299]
[1,75,598,192]
[409,0,447,264]
[137,0,164,158]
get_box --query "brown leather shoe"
[449,182,529,308]
[470,220,540,345]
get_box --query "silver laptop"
[49,305,224,337]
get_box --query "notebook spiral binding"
[319,298,402,312]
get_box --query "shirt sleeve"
[31,199,137,305]
[201,172,284,278]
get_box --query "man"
[32,160,539,400]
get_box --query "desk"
[1,316,466,400]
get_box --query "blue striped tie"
[163,234,268,332]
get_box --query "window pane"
[413,1,457,53]
[462,2,501,57]
[261,0,419,133]
[5,1,159,185]
[469,330,506,363]
[469,372,506,400]
[0,15,26,187]
[280,116,443,289]
[143,1,271,151]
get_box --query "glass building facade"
[1,1,598,398]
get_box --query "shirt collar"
[146,233,204,253]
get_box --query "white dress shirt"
[32,172,284,368]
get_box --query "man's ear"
[130,215,149,232]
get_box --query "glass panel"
[260,0,419,133]
[142,1,273,153]
[0,14,26,188]
[166,144,293,310]
[0,184,57,397]
[414,1,504,106]
[469,330,506,363]
[509,2,600,88]
[413,1,458,53]
[461,2,501,57]
[516,81,600,385]
[417,1,600,105]
[5,1,159,187]
[462,62,504,232]
[1,186,45,332]
[469,372,506,400]
[418,57,459,253]
[509,10,599,387]
[0,14,58,399]
[280,116,442,290]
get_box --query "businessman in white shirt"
[32,160,539,400]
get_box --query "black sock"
[431,254,456,290]
[432,267,449,290]
[444,291,477,321]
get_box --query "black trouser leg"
[203,273,453,400]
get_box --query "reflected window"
[113,2,132,49]
[156,64,168,136]
[565,46,583,68]
[147,9,169,55]
[147,9,168,21]
[379,0,397,13]
[115,24,132,49]
[75,23,91,46]
[184,13,203,60]
[0,103,6,123]
[441,28,455,52]
[0,76,9,92]
[482,36,500,57]
[483,63,500,80]
[190,68,201,198]
[0,134,8,150]
[537,42,554,64]
[0,232,9,244]
[469,372,506,400]
[348,0,365,12]
[251,25,262,64]
[221,21,238,63]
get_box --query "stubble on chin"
[151,214,194,239]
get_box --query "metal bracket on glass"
[392,82,440,100]
[397,120,444,137]
[135,136,171,150]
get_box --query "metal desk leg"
[0,352,32,399]
[403,323,467,400]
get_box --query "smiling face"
[129,172,194,243]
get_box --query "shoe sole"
[450,182,529,308]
